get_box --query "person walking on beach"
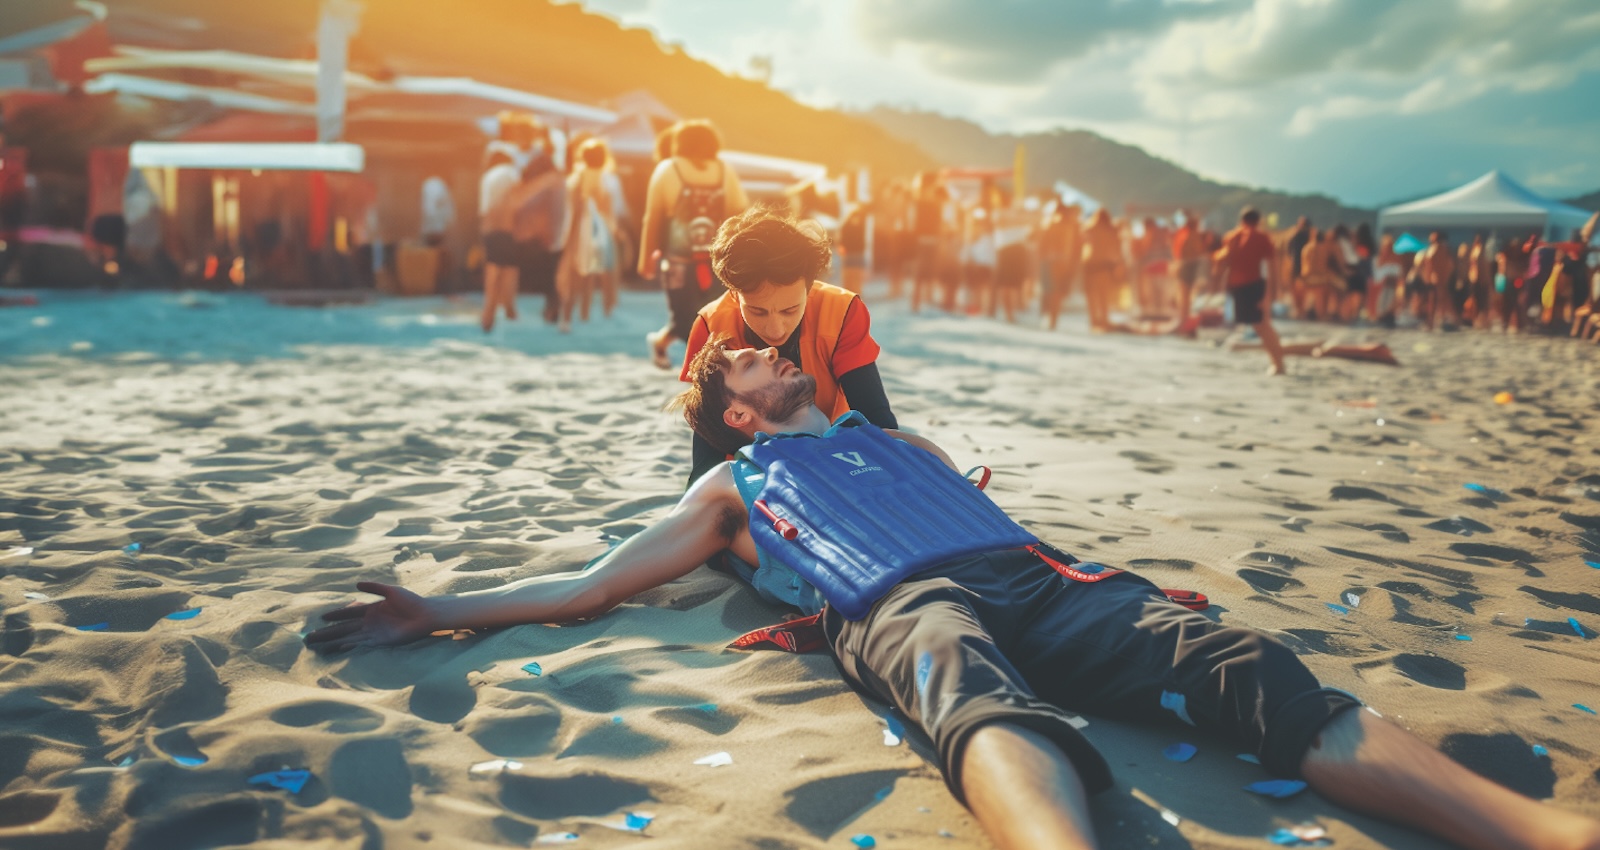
[310,340,1600,850]
[1081,209,1123,332]
[1416,231,1456,331]
[909,171,946,314]
[638,120,750,369]
[557,138,620,331]
[676,206,896,487]
[1214,207,1286,375]
[1170,214,1202,324]
[478,142,524,332]
[1039,202,1081,330]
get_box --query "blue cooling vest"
[731,413,1038,620]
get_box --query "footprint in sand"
[123,797,269,850]
[1236,568,1303,594]
[1439,733,1556,799]
[1449,542,1536,563]
[1392,653,1467,690]
[463,706,563,758]
[327,737,414,819]
[499,773,653,821]
[0,791,60,829]
[784,769,907,839]
[270,700,385,734]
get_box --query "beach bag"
[664,161,726,291]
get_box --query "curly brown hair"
[710,206,832,294]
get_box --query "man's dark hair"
[668,334,752,455]
[673,120,722,163]
[1240,207,1261,226]
[711,206,832,293]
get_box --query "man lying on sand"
[308,338,1600,850]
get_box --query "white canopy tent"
[1378,170,1593,241]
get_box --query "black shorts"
[1228,279,1267,324]
[483,231,518,267]
[823,549,1359,803]
[518,240,559,295]
[664,261,722,340]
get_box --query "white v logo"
[832,451,866,467]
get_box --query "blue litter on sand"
[1455,634,1472,641]
[1462,483,1505,498]
[611,716,623,725]
[1574,704,1597,715]
[166,608,201,620]
[695,703,717,713]
[1163,743,1197,762]
[172,755,207,767]
[77,622,109,632]
[1160,691,1196,726]
[623,812,654,831]
[1245,779,1308,798]
[123,542,142,554]
[1586,560,1600,570]
[248,769,311,793]
[1325,603,1350,615]
[1532,745,1549,757]
[522,662,542,677]
[1237,753,1261,765]
[851,836,876,849]
[1569,618,1589,639]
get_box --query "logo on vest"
[832,451,884,476]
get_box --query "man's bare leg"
[1302,708,1600,850]
[962,723,1099,850]
[1253,320,1286,375]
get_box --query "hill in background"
[860,107,1375,227]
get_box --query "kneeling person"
[309,337,1599,850]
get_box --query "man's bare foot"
[645,331,671,369]
[1268,363,1286,376]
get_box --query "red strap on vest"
[728,612,826,654]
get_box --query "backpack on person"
[664,161,727,290]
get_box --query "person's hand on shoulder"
[305,582,441,652]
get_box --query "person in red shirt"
[678,207,896,486]
[1213,207,1287,375]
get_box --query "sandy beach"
[1,287,1597,849]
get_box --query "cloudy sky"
[568,0,1600,207]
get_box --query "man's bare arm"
[306,467,745,651]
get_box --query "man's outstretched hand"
[305,581,440,653]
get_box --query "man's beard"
[738,372,816,425]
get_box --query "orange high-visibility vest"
[695,281,857,420]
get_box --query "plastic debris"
[1160,691,1196,726]
[522,662,543,677]
[1586,560,1600,570]
[1454,634,1472,641]
[1325,603,1350,616]
[693,751,733,767]
[1569,618,1590,639]
[1237,753,1261,764]
[535,832,580,844]
[1493,392,1514,405]
[917,807,932,813]
[116,756,135,767]
[172,755,207,767]
[1160,808,1181,826]
[883,714,904,747]
[2,547,34,559]
[611,716,623,725]
[1066,715,1089,729]
[248,769,311,793]
[623,812,654,832]
[1163,743,1197,763]
[1532,745,1549,757]
[1343,592,1360,608]
[123,543,142,554]
[1462,483,1506,499]
[938,829,955,838]
[469,759,523,776]
[77,622,109,632]
[850,835,876,849]
[694,703,717,713]
[1245,779,1308,799]
[23,592,49,601]
[1269,822,1331,846]
[166,608,201,620]
[1574,704,1597,715]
